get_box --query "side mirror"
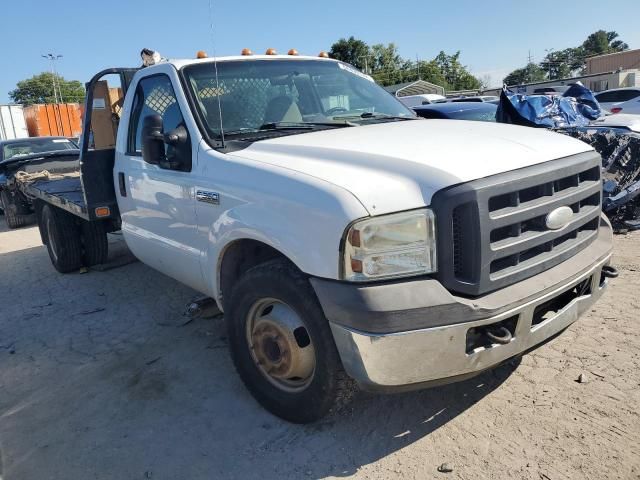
[141,114,165,165]
[160,125,190,170]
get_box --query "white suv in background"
[595,87,640,114]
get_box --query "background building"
[586,48,640,74]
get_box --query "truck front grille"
[432,152,602,296]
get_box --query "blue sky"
[2,0,639,103]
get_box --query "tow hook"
[483,326,513,345]
[602,265,619,279]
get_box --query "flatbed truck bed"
[22,176,87,218]
[20,68,138,225]
[13,68,138,271]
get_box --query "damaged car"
[497,85,640,232]
[0,137,79,229]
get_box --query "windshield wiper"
[259,121,355,130]
[218,121,355,140]
[335,112,416,121]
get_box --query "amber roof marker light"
[288,49,299,56]
[265,48,277,55]
[318,51,329,58]
[196,50,208,59]
[241,48,253,56]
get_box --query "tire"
[226,258,356,423]
[41,204,82,273]
[1,190,31,229]
[81,220,109,266]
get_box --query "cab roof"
[166,55,339,70]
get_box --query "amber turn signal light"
[95,207,111,218]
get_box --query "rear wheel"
[81,220,109,266]
[226,258,355,423]
[1,190,31,229]
[41,204,82,273]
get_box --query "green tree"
[454,70,483,90]
[9,72,85,105]
[503,29,630,86]
[503,63,547,86]
[540,48,583,80]
[328,37,481,90]
[582,30,629,57]
[434,51,481,90]
[329,36,370,71]
[413,59,449,87]
[367,43,409,85]
[369,43,403,71]
[539,31,630,80]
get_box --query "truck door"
[115,71,206,292]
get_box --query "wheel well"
[219,240,290,309]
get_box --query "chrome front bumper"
[328,255,611,391]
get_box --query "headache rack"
[432,151,602,296]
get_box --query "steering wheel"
[325,107,348,115]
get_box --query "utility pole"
[526,50,534,83]
[42,53,63,103]
[41,53,64,135]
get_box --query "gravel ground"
[0,222,638,480]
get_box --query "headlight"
[342,209,437,282]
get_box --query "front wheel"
[226,259,355,423]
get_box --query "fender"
[195,144,370,300]
[203,198,365,300]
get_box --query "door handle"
[118,172,127,197]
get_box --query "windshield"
[446,105,497,122]
[2,137,77,161]
[183,59,415,140]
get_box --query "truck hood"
[231,120,593,215]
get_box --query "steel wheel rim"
[245,298,316,393]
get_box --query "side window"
[596,91,615,103]
[88,73,124,151]
[619,90,640,102]
[597,90,640,103]
[127,75,186,155]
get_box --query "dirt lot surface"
[1,222,639,480]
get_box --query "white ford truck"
[25,51,615,423]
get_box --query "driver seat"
[264,96,303,124]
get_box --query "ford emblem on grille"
[545,206,573,230]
